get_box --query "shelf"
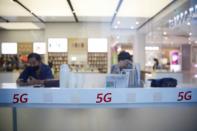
[88,53,108,73]
[48,52,68,73]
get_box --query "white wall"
[0,30,45,43]
[0,23,135,43]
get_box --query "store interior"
[0,0,197,83]
[1,1,197,131]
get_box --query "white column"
[133,33,146,70]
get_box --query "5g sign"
[177,91,192,101]
[13,93,28,104]
[96,93,112,103]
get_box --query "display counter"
[0,83,197,108]
[0,83,197,131]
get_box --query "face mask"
[32,66,40,71]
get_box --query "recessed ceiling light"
[185,10,188,15]
[136,21,139,25]
[163,32,167,35]
[114,25,118,29]
[117,21,120,25]
[164,37,168,40]
[195,5,197,9]
[187,22,191,26]
[130,26,134,29]
[189,32,192,36]
[116,36,120,39]
[195,41,197,44]
[189,7,194,12]
[180,12,183,17]
[188,37,191,41]
[176,15,179,20]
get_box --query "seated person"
[111,51,133,74]
[17,53,54,86]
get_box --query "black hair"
[118,51,131,62]
[28,53,42,62]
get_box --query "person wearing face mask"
[111,51,133,74]
[17,53,54,86]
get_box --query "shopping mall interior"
[0,0,197,131]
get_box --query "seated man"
[17,53,54,86]
[111,51,133,74]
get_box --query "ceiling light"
[195,5,197,9]
[180,12,183,17]
[0,22,41,30]
[185,10,188,15]
[117,21,120,25]
[116,36,120,39]
[114,25,118,29]
[189,32,192,36]
[187,22,191,26]
[176,15,179,20]
[195,41,197,44]
[130,26,134,29]
[194,74,197,78]
[189,7,194,12]
[188,37,191,41]
[135,21,139,25]
[163,32,167,35]
[164,37,168,40]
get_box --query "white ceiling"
[19,0,73,17]
[112,0,173,29]
[117,0,173,17]
[72,0,119,17]
[0,0,174,25]
[0,0,31,16]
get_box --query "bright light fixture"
[114,25,118,29]
[163,32,167,35]
[116,36,120,39]
[48,38,68,52]
[88,38,108,52]
[145,46,159,51]
[0,22,41,30]
[189,32,192,36]
[135,21,139,25]
[130,26,134,29]
[117,21,120,25]
[1,42,17,54]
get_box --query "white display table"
[0,83,197,108]
[1,83,197,131]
